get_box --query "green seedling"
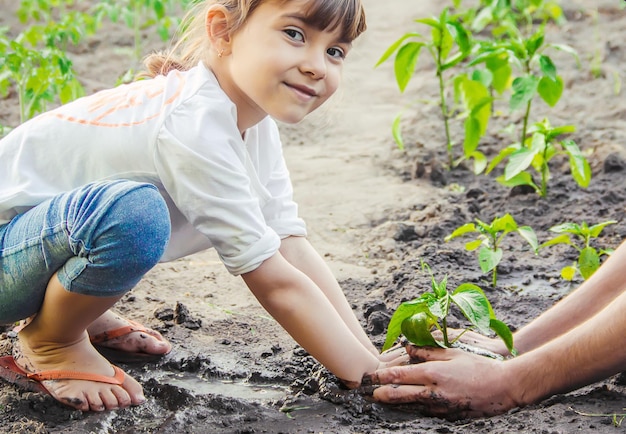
[457,0,565,36]
[445,213,538,287]
[0,0,100,125]
[452,72,493,174]
[382,262,515,356]
[376,7,473,168]
[95,0,189,61]
[540,220,617,280]
[0,25,84,123]
[469,22,578,148]
[570,406,626,428]
[487,118,591,197]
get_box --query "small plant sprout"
[95,0,187,61]
[445,213,538,287]
[540,220,617,281]
[469,22,578,148]
[458,0,565,37]
[570,406,626,428]
[382,262,515,356]
[487,118,591,197]
[376,8,473,168]
[0,25,85,123]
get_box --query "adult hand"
[431,329,510,356]
[366,345,521,420]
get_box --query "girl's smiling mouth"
[285,82,318,100]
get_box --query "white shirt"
[0,63,307,275]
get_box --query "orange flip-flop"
[90,319,171,363]
[0,355,125,397]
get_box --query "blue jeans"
[0,180,170,324]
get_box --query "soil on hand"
[1,0,625,433]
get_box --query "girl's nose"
[300,50,327,79]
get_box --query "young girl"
[0,0,404,412]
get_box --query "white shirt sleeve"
[154,91,281,275]
[253,118,307,239]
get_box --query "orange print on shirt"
[44,71,186,128]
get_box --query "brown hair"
[142,0,367,78]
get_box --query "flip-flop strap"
[26,365,125,385]
[90,320,147,344]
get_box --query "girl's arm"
[278,236,379,356]
[242,249,380,387]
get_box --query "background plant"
[376,7,473,168]
[94,0,191,61]
[0,25,85,124]
[540,220,617,281]
[445,213,538,287]
[454,0,565,36]
[1,0,195,133]
[382,262,515,355]
[469,22,578,149]
[487,118,591,197]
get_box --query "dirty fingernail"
[359,385,380,396]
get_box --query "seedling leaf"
[589,221,617,238]
[517,226,539,253]
[489,319,516,355]
[478,246,502,273]
[562,139,591,188]
[510,75,539,111]
[445,223,476,241]
[451,284,492,333]
[394,42,423,92]
[497,172,539,192]
[561,264,576,281]
[375,32,421,67]
[537,75,563,107]
[579,247,600,280]
[505,147,537,180]
[391,113,405,150]
[492,214,517,233]
[465,239,484,251]
[538,55,557,80]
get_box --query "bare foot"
[87,310,172,356]
[14,329,145,412]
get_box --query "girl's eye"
[284,28,304,42]
[327,47,345,59]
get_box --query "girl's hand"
[377,343,411,366]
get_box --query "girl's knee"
[105,183,171,270]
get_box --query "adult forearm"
[507,289,626,406]
[513,240,626,354]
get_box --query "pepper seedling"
[382,262,516,356]
[445,213,538,287]
[540,220,617,281]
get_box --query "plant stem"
[134,2,141,61]
[442,317,450,347]
[521,99,531,147]
[437,53,453,168]
[540,147,549,197]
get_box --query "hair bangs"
[300,0,366,42]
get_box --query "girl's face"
[217,0,351,131]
